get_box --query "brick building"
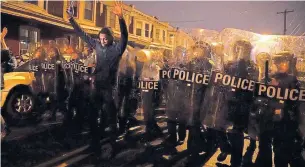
[1,0,195,56]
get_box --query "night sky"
[126,1,305,36]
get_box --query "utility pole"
[277,9,294,35]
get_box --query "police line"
[27,63,305,102]
[153,68,304,102]
[28,61,92,74]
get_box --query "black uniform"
[271,73,304,167]
[187,56,213,153]
[252,77,274,167]
[49,54,68,121]
[225,59,258,167]
[65,59,88,129]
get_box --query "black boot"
[177,123,186,145]
[217,130,231,162]
[118,117,127,135]
[146,121,163,138]
[229,131,244,167]
[162,121,177,146]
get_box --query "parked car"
[1,61,37,123]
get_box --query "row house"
[1,0,194,57]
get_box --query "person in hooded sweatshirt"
[67,1,128,154]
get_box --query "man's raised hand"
[1,27,8,41]
[66,1,74,18]
[113,0,123,18]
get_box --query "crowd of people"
[1,1,305,167]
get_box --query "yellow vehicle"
[1,68,36,122]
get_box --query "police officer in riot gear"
[245,52,272,167]
[47,47,68,121]
[117,48,136,135]
[225,40,258,167]
[187,44,214,154]
[65,47,88,130]
[269,52,305,167]
[163,46,190,146]
[67,1,128,155]
[203,42,232,162]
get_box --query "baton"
[264,60,269,84]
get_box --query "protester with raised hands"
[67,0,128,156]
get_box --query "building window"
[129,16,134,34]
[136,21,142,36]
[44,0,48,10]
[163,30,166,42]
[156,29,160,39]
[84,1,93,20]
[145,24,150,38]
[47,1,64,18]
[25,0,38,5]
[67,0,79,18]
[110,12,116,28]
[19,26,39,55]
[169,34,174,45]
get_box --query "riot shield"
[297,53,305,139]
[62,50,95,128]
[201,42,231,131]
[247,52,272,140]
[219,28,305,63]
[185,46,213,127]
[224,39,258,132]
[163,46,190,124]
[139,60,161,125]
[296,52,305,87]
[116,48,136,119]
[25,47,50,94]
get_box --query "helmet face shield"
[271,52,294,74]
[233,40,252,61]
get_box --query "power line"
[290,21,301,35]
[277,9,294,35]
[290,16,305,36]
[288,12,298,28]
[294,26,302,36]
[288,3,305,29]
[160,19,205,23]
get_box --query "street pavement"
[2,107,304,167]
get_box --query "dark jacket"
[69,17,128,88]
[270,73,300,125]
